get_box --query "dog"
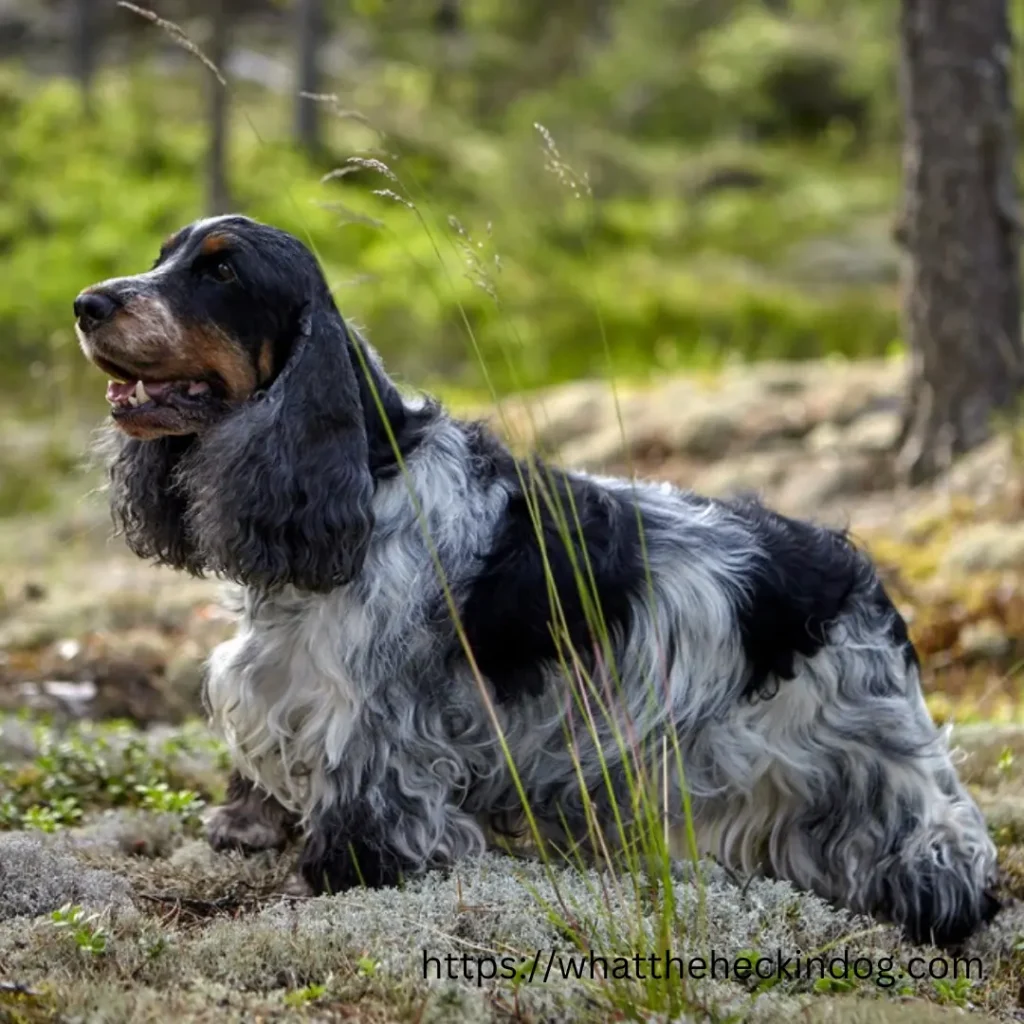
[74,215,999,947]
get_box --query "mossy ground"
[2,363,1024,1022]
[0,734,1022,1023]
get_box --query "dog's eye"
[207,260,237,284]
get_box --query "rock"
[941,522,1024,573]
[687,163,770,198]
[657,404,741,459]
[842,410,900,453]
[806,421,843,454]
[731,361,812,396]
[505,359,909,482]
[0,717,37,762]
[787,229,900,287]
[692,452,793,499]
[489,380,618,456]
[557,424,629,471]
[165,651,207,711]
[800,998,1006,1024]
[938,435,1017,505]
[959,618,1011,661]
[740,399,816,449]
[777,453,888,512]
[69,810,185,860]
[800,365,904,428]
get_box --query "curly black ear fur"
[105,432,200,572]
[180,301,375,593]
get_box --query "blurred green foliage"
[0,717,220,830]
[0,0,933,406]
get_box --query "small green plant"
[284,982,328,1008]
[812,973,858,994]
[22,796,82,832]
[50,903,108,956]
[0,794,21,828]
[997,746,1015,778]
[356,956,380,978]
[134,782,205,824]
[932,974,973,1008]
[141,933,169,961]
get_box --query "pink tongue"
[105,380,176,403]
[106,381,136,402]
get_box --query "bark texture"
[897,0,1023,482]
[71,0,99,109]
[294,0,323,155]
[206,0,231,216]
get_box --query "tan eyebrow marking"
[200,233,232,256]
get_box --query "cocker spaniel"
[74,215,999,947]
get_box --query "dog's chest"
[204,587,372,815]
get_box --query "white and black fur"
[92,216,999,948]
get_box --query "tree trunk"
[206,0,231,216]
[295,0,323,155]
[71,0,99,110]
[434,0,462,34]
[896,0,1023,482]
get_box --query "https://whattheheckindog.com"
[422,947,983,988]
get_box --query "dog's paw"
[281,872,314,898]
[205,804,289,854]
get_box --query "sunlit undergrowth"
[0,59,901,416]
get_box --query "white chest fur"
[204,586,366,821]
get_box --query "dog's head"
[75,215,335,439]
[76,216,413,592]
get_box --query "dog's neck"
[346,334,437,478]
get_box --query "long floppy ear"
[104,431,200,572]
[181,302,375,593]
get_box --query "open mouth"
[104,374,227,438]
[94,353,224,421]
[106,377,214,414]
[96,353,229,437]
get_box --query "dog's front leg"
[297,768,486,893]
[206,769,299,854]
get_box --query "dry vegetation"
[2,359,1024,1022]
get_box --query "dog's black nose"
[74,291,118,329]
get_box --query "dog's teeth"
[135,380,148,404]
[127,394,139,407]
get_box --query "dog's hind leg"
[686,651,999,946]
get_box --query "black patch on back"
[457,439,644,703]
[726,499,867,698]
